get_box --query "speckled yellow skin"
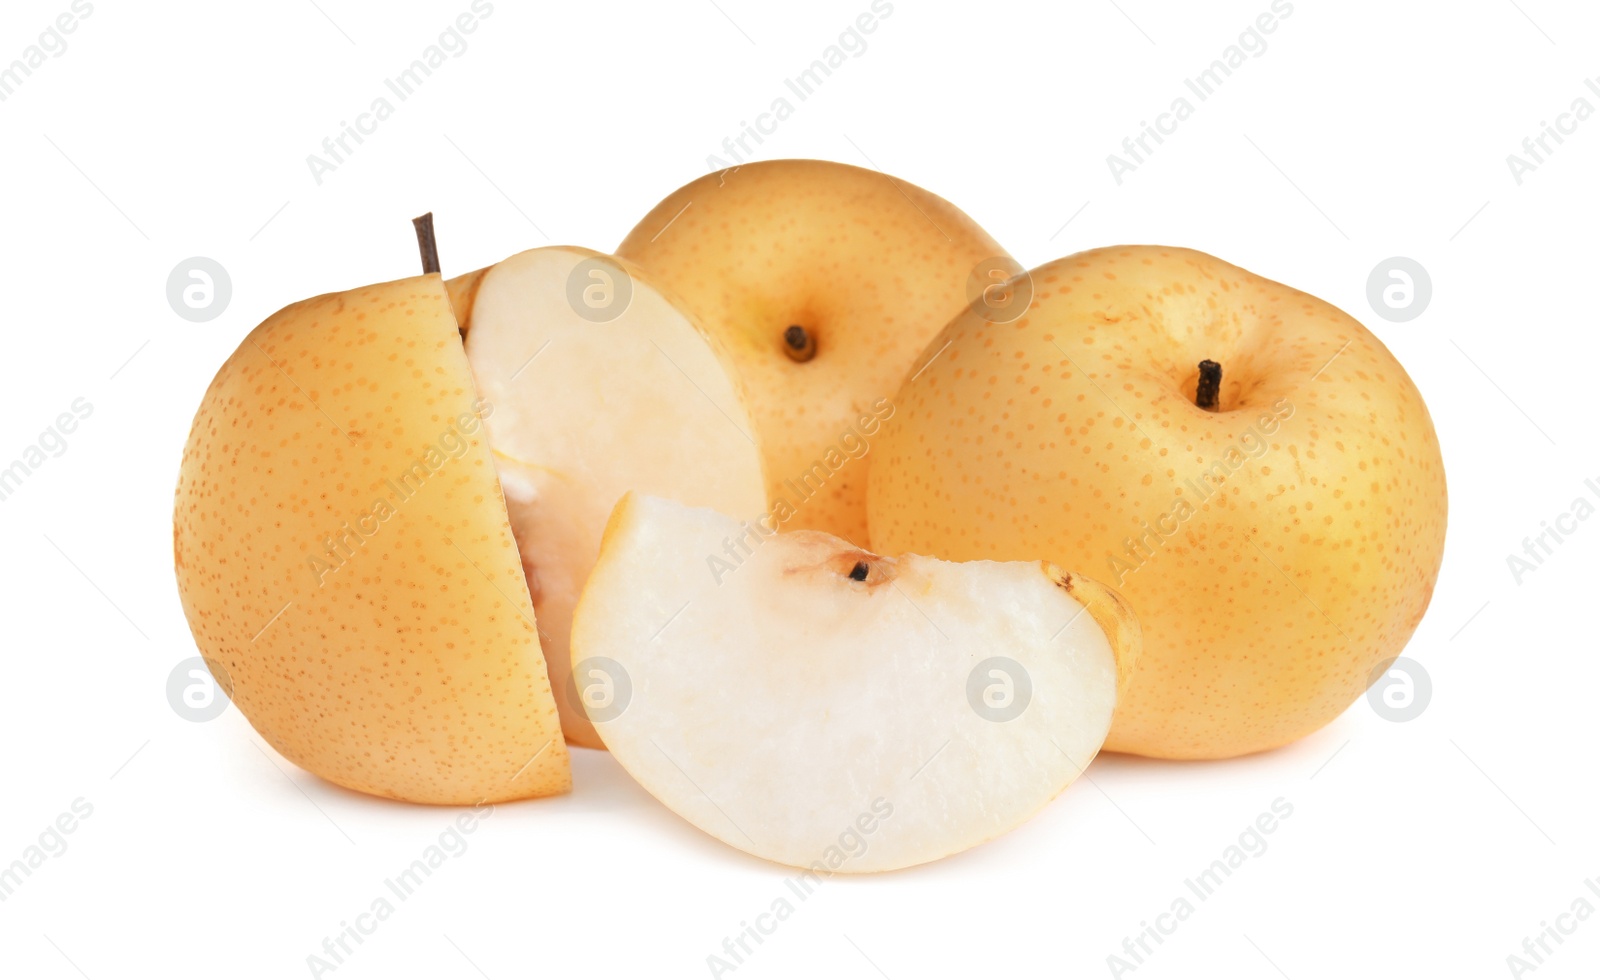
[616,160,1006,547]
[868,247,1448,759]
[174,274,570,803]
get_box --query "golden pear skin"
[174,274,570,803]
[616,159,1008,546]
[868,246,1448,759]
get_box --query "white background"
[1,0,1596,977]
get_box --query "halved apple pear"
[174,247,765,802]
[571,493,1141,872]
[174,274,570,805]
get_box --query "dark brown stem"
[1195,359,1222,410]
[412,212,440,275]
[783,324,817,363]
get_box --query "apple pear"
[868,246,1447,759]
[615,159,1008,546]
[174,243,766,796]
[173,274,571,804]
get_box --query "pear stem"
[412,212,440,275]
[1196,359,1222,410]
[782,324,817,363]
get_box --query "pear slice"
[464,248,767,748]
[572,493,1141,872]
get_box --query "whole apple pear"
[868,246,1447,759]
[616,160,1007,546]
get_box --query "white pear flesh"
[572,493,1139,872]
[464,248,766,748]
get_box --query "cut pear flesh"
[573,494,1140,872]
[464,248,766,749]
